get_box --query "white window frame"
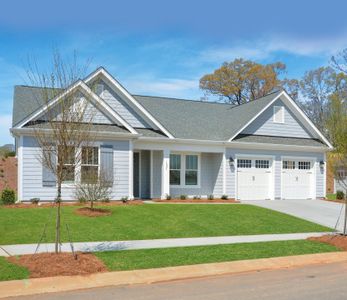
[273,106,284,123]
[81,146,100,183]
[170,152,201,188]
[59,145,76,184]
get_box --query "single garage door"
[237,158,273,200]
[282,159,314,199]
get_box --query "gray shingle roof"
[233,134,325,147]
[133,91,282,141]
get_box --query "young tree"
[26,51,98,252]
[199,59,286,105]
[326,93,347,234]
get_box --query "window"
[337,167,347,179]
[81,147,99,183]
[283,160,295,169]
[185,155,198,185]
[237,159,251,168]
[170,154,181,185]
[273,106,284,123]
[58,146,75,182]
[298,161,311,170]
[255,160,270,169]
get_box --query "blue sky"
[1,0,347,145]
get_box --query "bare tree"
[74,169,112,210]
[25,51,99,253]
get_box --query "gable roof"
[12,68,331,148]
[134,90,282,141]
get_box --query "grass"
[326,193,337,200]
[0,204,332,245]
[95,240,339,271]
[0,257,29,281]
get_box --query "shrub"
[208,194,214,200]
[30,198,40,205]
[165,194,172,200]
[180,194,187,200]
[336,190,345,200]
[121,196,128,203]
[221,194,228,200]
[1,188,16,205]
[78,197,87,203]
[4,151,15,158]
[101,198,110,203]
[193,195,201,200]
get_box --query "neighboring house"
[333,167,347,193]
[10,67,333,201]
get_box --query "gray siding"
[97,80,150,128]
[169,153,223,198]
[21,136,130,201]
[225,148,325,199]
[242,99,312,138]
[140,150,151,198]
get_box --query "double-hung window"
[58,146,75,183]
[170,153,199,187]
[81,147,99,183]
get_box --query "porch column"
[128,140,134,200]
[222,149,227,195]
[161,149,170,199]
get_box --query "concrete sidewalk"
[0,232,331,257]
[1,251,347,299]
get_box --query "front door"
[133,152,140,198]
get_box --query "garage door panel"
[237,158,273,200]
[282,159,314,200]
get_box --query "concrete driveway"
[242,199,345,232]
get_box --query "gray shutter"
[42,148,56,187]
[100,145,114,187]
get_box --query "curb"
[1,251,347,298]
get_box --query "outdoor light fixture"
[319,161,325,167]
[229,157,234,166]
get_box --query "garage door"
[237,158,273,200]
[282,159,314,199]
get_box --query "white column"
[17,136,23,202]
[161,149,170,199]
[128,140,134,200]
[222,149,227,196]
[150,150,153,199]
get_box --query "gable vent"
[273,106,284,123]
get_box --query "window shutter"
[42,148,56,187]
[100,145,114,187]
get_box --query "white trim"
[323,152,327,197]
[84,68,175,139]
[222,149,227,195]
[150,150,153,199]
[128,140,134,200]
[17,136,23,202]
[228,91,333,149]
[161,149,170,199]
[169,152,201,189]
[235,154,275,201]
[280,156,316,200]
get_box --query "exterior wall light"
[319,161,325,168]
[229,157,234,166]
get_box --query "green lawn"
[96,240,339,271]
[0,257,29,281]
[0,204,332,245]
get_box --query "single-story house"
[11,67,333,201]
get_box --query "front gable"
[241,98,313,139]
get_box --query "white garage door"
[237,158,273,200]
[282,159,314,199]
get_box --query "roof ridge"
[133,94,235,106]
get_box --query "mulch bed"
[154,199,240,203]
[75,207,112,217]
[323,199,346,204]
[4,200,143,209]
[7,252,108,278]
[308,234,347,251]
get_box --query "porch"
[132,148,225,199]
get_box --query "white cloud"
[0,114,13,145]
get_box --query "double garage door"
[236,157,314,200]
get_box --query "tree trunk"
[344,191,347,235]
[55,183,62,253]
[91,200,94,210]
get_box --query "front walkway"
[243,199,345,232]
[0,232,330,257]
